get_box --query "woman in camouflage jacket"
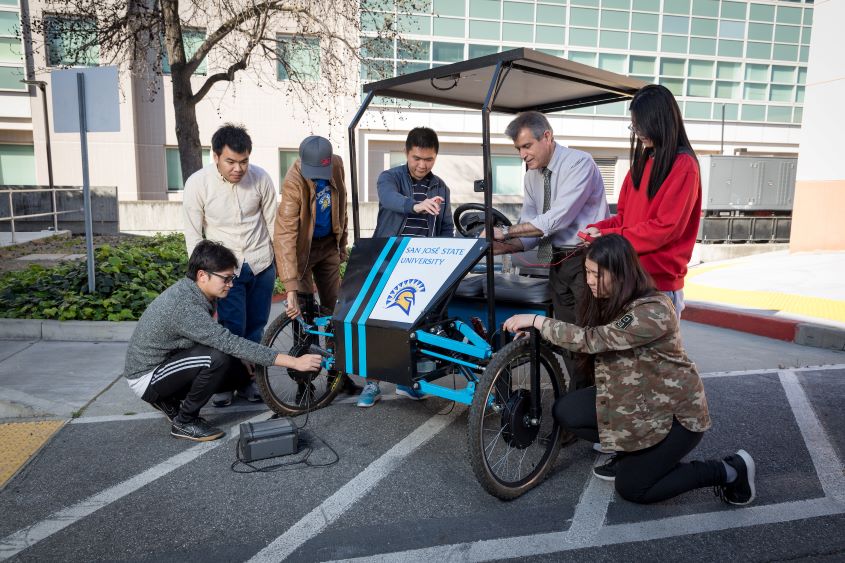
[503,234,756,506]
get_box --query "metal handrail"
[0,186,84,243]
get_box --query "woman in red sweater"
[585,84,701,317]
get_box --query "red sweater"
[589,153,701,291]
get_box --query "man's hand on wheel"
[285,291,301,319]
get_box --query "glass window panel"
[799,46,809,63]
[631,13,658,32]
[602,0,630,9]
[746,41,771,60]
[747,23,772,42]
[773,43,798,61]
[569,105,596,115]
[792,106,802,124]
[719,20,744,39]
[663,0,690,15]
[749,3,774,22]
[570,8,599,27]
[568,50,597,65]
[0,144,35,185]
[0,65,25,90]
[434,0,465,17]
[771,65,794,83]
[630,32,658,51]
[537,5,566,24]
[801,26,811,46]
[469,0,501,18]
[571,0,599,5]
[803,9,813,26]
[776,6,802,24]
[166,148,210,190]
[767,106,791,122]
[360,59,394,80]
[745,64,768,81]
[45,17,99,67]
[492,155,523,195]
[775,25,800,44]
[162,29,206,75]
[600,30,628,49]
[397,39,431,60]
[398,61,430,74]
[629,55,654,75]
[602,10,630,30]
[0,37,22,63]
[662,35,688,53]
[689,37,716,55]
[687,79,711,97]
[398,14,431,33]
[715,81,739,99]
[279,150,298,189]
[743,83,766,101]
[360,12,386,32]
[278,36,320,81]
[691,0,718,17]
[0,11,19,36]
[797,67,807,85]
[537,48,564,56]
[360,37,393,59]
[503,1,533,21]
[432,41,464,61]
[716,61,740,79]
[598,53,626,73]
[741,104,765,121]
[433,17,465,37]
[688,59,713,78]
[596,101,628,116]
[795,86,804,103]
[720,1,746,20]
[660,57,685,76]
[769,84,792,102]
[691,18,717,36]
[713,103,738,120]
[684,101,711,119]
[468,43,499,57]
[663,15,689,34]
[632,0,659,11]
[659,77,683,96]
[362,0,393,11]
[536,25,565,44]
[0,0,20,6]
[569,27,598,46]
[718,39,742,57]
[503,22,532,41]
[469,19,500,39]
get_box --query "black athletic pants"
[549,249,588,390]
[141,344,251,424]
[554,387,727,504]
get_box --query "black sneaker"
[170,418,225,442]
[338,374,363,396]
[718,449,756,506]
[150,397,180,422]
[593,454,622,482]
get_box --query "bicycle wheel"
[255,314,341,416]
[467,337,566,500]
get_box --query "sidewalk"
[683,250,845,350]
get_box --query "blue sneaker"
[396,384,427,400]
[357,382,381,408]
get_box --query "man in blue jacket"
[360,127,453,408]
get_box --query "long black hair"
[629,84,697,200]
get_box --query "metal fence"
[0,185,86,242]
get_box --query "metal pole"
[481,62,504,343]
[347,90,375,244]
[8,191,15,244]
[77,73,96,293]
[720,103,725,155]
[39,83,57,232]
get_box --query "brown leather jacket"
[273,155,349,293]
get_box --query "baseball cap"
[299,136,333,180]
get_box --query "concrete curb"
[0,319,137,342]
[683,303,845,351]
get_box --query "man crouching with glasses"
[123,240,321,441]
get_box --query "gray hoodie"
[123,277,277,381]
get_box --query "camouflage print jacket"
[540,293,711,452]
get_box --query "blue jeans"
[663,290,684,319]
[217,262,275,343]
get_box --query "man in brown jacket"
[273,135,360,395]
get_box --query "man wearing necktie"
[486,111,609,390]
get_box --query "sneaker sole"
[731,449,756,505]
[170,430,225,442]
[592,442,614,454]
[356,395,381,408]
[592,469,616,482]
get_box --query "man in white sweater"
[183,124,277,407]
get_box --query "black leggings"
[554,387,726,504]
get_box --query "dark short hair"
[187,240,238,281]
[504,111,552,141]
[405,127,439,153]
[211,124,252,155]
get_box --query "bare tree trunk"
[171,69,203,181]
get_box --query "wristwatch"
[500,225,509,239]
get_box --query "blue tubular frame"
[414,329,492,360]
[417,380,476,405]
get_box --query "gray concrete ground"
[0,318,844,562]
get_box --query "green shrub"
[0,234,188,321]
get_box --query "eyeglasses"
[207,271,236,285]
[628,124,645,136]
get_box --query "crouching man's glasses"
[208,271,237,285]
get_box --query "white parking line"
[247,407,465,563]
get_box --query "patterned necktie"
[537,167,553,264]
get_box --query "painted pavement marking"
[0,420,64,488]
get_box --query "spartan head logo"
[385,278,426,315]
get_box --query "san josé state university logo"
[385,279,426,315]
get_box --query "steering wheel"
[453,203,512,238]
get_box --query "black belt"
[553,245,581,253]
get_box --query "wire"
[430,74,459,91]
[494,239,588,268]
[230,428,340,473]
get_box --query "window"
[0,10,23,91]
[166,148,211,191]
[0,65,24,90]
[277,36,320,81]
[434,0,465,17]
[45,16,99,67]
[491,155,522,195]
[279,150,298,189]
[0,144,35,185]
[468,43,498,58]
[433,17,465,38]
[432,41,463,62]
[162,29,206,75]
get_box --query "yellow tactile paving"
[0,421,65,488]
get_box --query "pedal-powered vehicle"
[256,49,644,500]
